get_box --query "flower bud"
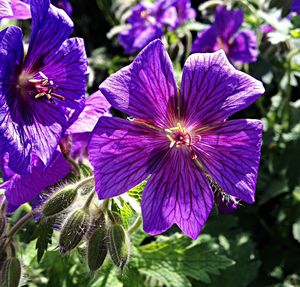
[87,209,105,239]
[42,186,77,217]
[108,224,130,270]
[87,227,108,272]
[0,257,22,287]
[59,208,89,253]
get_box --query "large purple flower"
[0,150,70,208]
[88,40,264,239]
[63,91,111,160]
[0,0,88,174]
[118,0,195,54]
[191,6,258,64]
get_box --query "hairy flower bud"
[87,227,108,272]
[108,224,130,270]
[0,257,22,287]
[42,186,78,217]
[59,208,89,253]
[87,209,105,239]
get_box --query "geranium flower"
[0,0,88,174]
[292,0,300,14]
[192,6,258,64]
[88,40,264,239]
[0,150,70,209]
[118,0,195,54]
[62,91,111,160]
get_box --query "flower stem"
[6,211,36,239]
[128,215,142,235]
[75,176,94,190]
[83,189,95,210]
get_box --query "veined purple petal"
[88,116,168,200]
[229,30,258,64]
[180,50,265,128]
[142,147,214,240]
[66,91,111,135]
[24,0,73,70]
[100,40,178,128]
[191,26,218,54]
[0,0,13,17]
[215,6,243,42]
[195,119,263,203]
[0,26,32,174]
[0,150,70,206]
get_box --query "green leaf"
[33,217,55,263]
[130,234,234,287]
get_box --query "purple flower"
[292,0,300,14]
[88,40,264,239]
[0,0,88,174]
[192,6,258,64]
[51,0,72,16]
[63,91,111,159]
[118,0,195,54]
[0,150,70,208]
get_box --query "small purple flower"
[88,40,264,239]
[118,0,195,54]
[63,91,111,159]
[0,0,88,174]
[192,6,258,64]
[0,150,70,208]
[292,0,300,14]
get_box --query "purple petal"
[24,0,73,70]
[51,0,72,16]
[142,147,214,240]
[174,0,196,25]
[88,116,168,199]
[180,50,265,128]
[0,0,13,17]
[191,26,218,53]
[292,0,300,14]
[215,6,243,42]
[229,30,258,64]
[66,91,111,135]
[100,39,178,128]
[0,27,33,174]
[118,24,163,54]
[194,119,263,203]
[0,150,70,206]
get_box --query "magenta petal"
[180,50,265,128]
[195,119,263,203]
[0,0,13,17]
[10,0,31,20]
[1,151,70,206]
[142,148,214,240]
[215,6,243,42]
[229,30,258,64]
[88,116,168,199]
[100,39,178,128]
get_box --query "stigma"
[165,123,200,159]
[29,71,65,104]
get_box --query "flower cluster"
[192,6,258,64]
[118,0,195,54]
[0,1,265,242]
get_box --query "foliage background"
[2,0,300,286]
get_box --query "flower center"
[165,123,200,159]
[18,71,65,104]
